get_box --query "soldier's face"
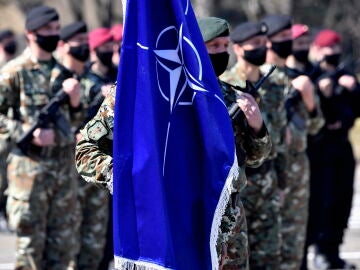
[26,20,61,42]
[205,37,229,54]
[240,35,267,51]
[293,34,311,51]
[268,29,292,43]
[35,21,61,36]
[318,44,341,59]
[66,33,88,47]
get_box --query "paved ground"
[1,166,360,270]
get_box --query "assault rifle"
[16,90,72,154]
[226,64,277,122]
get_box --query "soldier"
[285,24,321,80]
[221,19,287,269]
[279,24,324,270]
[198,17,272,269]
[75,17,272,270]
[58,22,110,270]
[303,29,359,270]
[0,29,17,68]
[0,6,81,270]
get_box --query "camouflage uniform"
[75,81,272,270]
[221,63,288,269]
[0,51,79,270]
[280,83,324,270]
[74,67,112,270]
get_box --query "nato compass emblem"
[136,0,215,174]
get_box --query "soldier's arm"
[0,70,23,142]
[75,92,114,192]
[241,123,272,168]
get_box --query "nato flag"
[113,0,237,269]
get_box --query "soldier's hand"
[318,78,333,97]
[63,78,81,108]
[236,93,263,133]
[338,75,357,91]
[32,128,55,146]
[292,75,315,112]
[101,84,112,97]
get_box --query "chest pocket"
[22,70,50,107]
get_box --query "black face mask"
[323,53,341,67]
[36,34,59,53]
[4,41,16,55]
[271,40,293,59]
[69,44,89,62]
[243,46,267,66]
[209,52,229,77]
[293,49,309,64]
[96,50,113,67]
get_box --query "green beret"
[198,17,230,43]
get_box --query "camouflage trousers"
[217,192,249,270]
[280,152,309,270]
[75,178,109,270]
[6,146,78,270]
[241,161,281,270]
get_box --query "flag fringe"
[114,256,175,270]
[210,154,240,270]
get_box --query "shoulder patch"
[87,120,109,141]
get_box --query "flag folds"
[113,0,237,269]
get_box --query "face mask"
[209,52,229,77]
[323,53,341,67]
[36,34,59,53]
[293,49,309,64]
[243,46,267,66]
[96,50,114,67]
[271,40,293,59]
[69,44,89,62]
[4,41,16,55]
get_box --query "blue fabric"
[113,0,235,269]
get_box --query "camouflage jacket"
[75,87,114,191]
[285,84,324,154]
[221,63,287,160]
[218,79,272,192]
[221,63,289,188]
[0,51,81,147]
[75,81,272,193]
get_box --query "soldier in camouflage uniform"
[198,17,272,270]
[75,17,272,270]
[277,24,325,270]
[58,22,111,270]
[221,20,288,269]
[0,6,81,270]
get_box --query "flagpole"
[122,0,127,25]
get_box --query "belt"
[245,159,273,176]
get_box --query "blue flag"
[113,0,237,269]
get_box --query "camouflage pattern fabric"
[76,81,272,270]
[280,85,324,270]
[74,68,112,270]
[0,51,79,269]
[221,62,289,269]
[76,180,109,270]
